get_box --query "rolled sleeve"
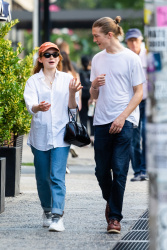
[24,78,39,115]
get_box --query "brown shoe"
[105,203,110,223]
[107,219,121,234]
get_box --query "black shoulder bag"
[64,107,91,147]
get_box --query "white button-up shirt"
[24,69,79,151]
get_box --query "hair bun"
[114,16,121,24]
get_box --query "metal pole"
[144,0,167,249]
[33,0,39,49]
[33,0,40,63]
[43,0,50,42]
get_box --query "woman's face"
[38,48,60,70]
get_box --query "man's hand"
[92,74,106,89]
[109,115,126,134]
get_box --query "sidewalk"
[0,136,148,250]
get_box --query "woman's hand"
[69,78,83,95]
[32,101,51,113]
[88,98,96,106]
[68,78,83,109]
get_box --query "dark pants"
[80,98,94,136]
[130,100,146,176]
[94,120,133,221]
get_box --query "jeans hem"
[109,217,121,222]
[43,207,52,212]
[52,208,64,215]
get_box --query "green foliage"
[56,0,144,10]
[0,20,37,145]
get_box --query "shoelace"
[109,219,119,226]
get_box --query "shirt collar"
[37,69,60,79]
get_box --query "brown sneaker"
[107,219,121,234]
[105,203,110,223]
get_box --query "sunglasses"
[43,52,59,58]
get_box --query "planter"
[2,134,24,174]
[0,147,21,197]
[0,157,6,213]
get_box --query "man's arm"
[109,83,143,134]
[90,84,99,99]
[90,74,106,100]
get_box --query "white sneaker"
[42,212,52,227]
[49,216,65,232]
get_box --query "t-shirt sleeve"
[131,58,146,87]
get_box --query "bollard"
[0,157,6,213]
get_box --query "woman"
[61,51,82,111]
[24,42,82,232]
[61,51,81,160]
[79,55,95,145]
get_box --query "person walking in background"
[125,29,148,182]
[24,42,82,232]
[61,51,81,161]
[79,55,94,144]
[90,16,145,234]
[61,51,82,111]
[57,40,79,73]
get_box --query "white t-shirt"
[24,69,79,151]
[90,48,146,126]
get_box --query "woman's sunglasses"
[43,52,59,58]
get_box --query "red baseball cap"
[38,42,59,55]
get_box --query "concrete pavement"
[0,136,148,250]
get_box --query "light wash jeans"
[31,145,70,215]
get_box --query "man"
[90,17,145,234]
[125,28,148,181]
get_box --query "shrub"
[0,19,37,146]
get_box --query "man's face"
[92,27,109,50]
[126,37,142,55]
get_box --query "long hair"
[61,51,77,78]
[33,52,63,74]
[92,16,124,39]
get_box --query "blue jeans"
[94,120,133,221]
[31,146,70,215]
[130,100,146,176]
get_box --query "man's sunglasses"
[43,52,59,58]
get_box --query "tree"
[0,20,37,145]
[56,0,144,10]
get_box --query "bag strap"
[68,106,79,122]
